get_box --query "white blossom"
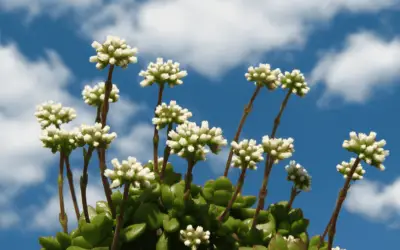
[152,100,192,130]
[104,157,155,189]
[280,69,310,97]
[139,58,187,87]
[82,82,120,106]
[336,158,366,180]
[283,235,298,243]
[245,63,282,90]
[180,225,210,249]
[35,101,76,129]
[343,131,389,170]
[262,136,294,164]
[40,126,79,154]
[76,123,117,149]
[89,35,138,70]
[285,161,312,191]
[231,139,264,170]
[166,121,227,161]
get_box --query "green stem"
[97,148,116,218]
[58,151,68,233]
[153,84,165,174]
[64,155,80,221]
[287,186,301,210]
[160,123,173,181]
[218,166,248,222]
[111,183,131,250]
[223,86,261,177]
[80,146,94,223]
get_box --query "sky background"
[1,0,400,249]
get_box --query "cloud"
[207,147,230,175]
[345,178,400,223]
[310,31,400,105]
[0,210,20,229]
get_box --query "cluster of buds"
[179,225,210,249]
[283,235,298,243]
[82,82,120,107]
[35,101,76,129]
[245,63,282,90]
[336,158,366,180]
[40,126,79,154]
[262,136,294,164]
[89,35,138,69]
[285,161,311,191]
[104,157,155,189]
[76,123,117,149]
[152,100,192,130]
[280,69,310,97]
[231,139,264,170]
[342,131,389,170]
[166,121,227,161]
[139,58,188,87]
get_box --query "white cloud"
[345,178,400,222]
[310,32,400,105]
[207,147,230,175]
[0,210,20,229]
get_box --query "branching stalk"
[64,155,80,220]
[58,151,68,233]
[153,84,165,174]
[111,182,131,250]
[80,146,94,223]
[160,123,173,181]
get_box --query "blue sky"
[1,1,400,249]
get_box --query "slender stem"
[97,148,116,218]
[100,65,114,127]
[160,123,173,181]
[153,84,165,174]
[58,151,68,233]
[64,155,80,221]
[320,157,360,249]
[111,183,131,250]
[218,166,248,222]
[287,186,301,210]
[184,159,196,200]
[80,146,94,223]
[224,86,262,177]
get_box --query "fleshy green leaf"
[121,223,147,242]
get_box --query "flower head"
[231,139,264,170]
[283,235,298,243]
[152,100,192,130]
[82,82,120,107]
[104,157,155,189]
[336,158,366,180]
[280,69,310,97]
[262,136,294,164]
[343,131,389,170]
[285,161,311,191]
[245,63,282,90]
[35,101,76,129]
[180,225,210,249]
[89,35,138,70]
[139,58,187,87]
[76,123,117,149]
[40,126,79,154]
[166,121,227,162]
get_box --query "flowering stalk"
[287,186,301,210]
[97,149,115,218]
[58,151,68,233]
[160,123,173,181]
[152,84,165,174]
[184,158,196,200]
[223,85,261,177]
[64,155,80,220]
[111,182,130,250]
[80,146,94,223]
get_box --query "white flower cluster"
[40,126,79,154]
[166,121,227,161]
[285,161,311,191]
[231,139,264,170]
[82,82,120,107]
[262,136,294,164]
[332,247,346,250]
[139,58,188,87]
[76,123,117,149]
[35,101,76,129]
[283,235,298,243]
[342,131,389,170]
[152,100,192,130]
[280,69,310,97]
[179,225,210,249]
[89,35,138,70]
[245,63,282,90]
[104,157,155,189]
[336,158,366,180]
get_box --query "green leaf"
[79,223,101,246]
[56,232,72,249]
[121,223,147,242]
[290,219,309,235]
[39,236,62,250]
[66,247,88,250]
[71,236,93,249]
[133,203,163,230]
[269,234,289,250]
[242,195,257,208]
[156,233,169,250]
[214,177,233,191]
[69,229,80,239]
[204,180,215,189]
[287,239,307,250]
[78,206,97,228]
[161,184,174,208]
[202,187,214,201]
[288,208,303,223]
[95,201,110,215]
[111,190,123,206]
[163,217,180,233]
[170,182,185,198]
[92,248,109,250]
[212,190,232,206]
